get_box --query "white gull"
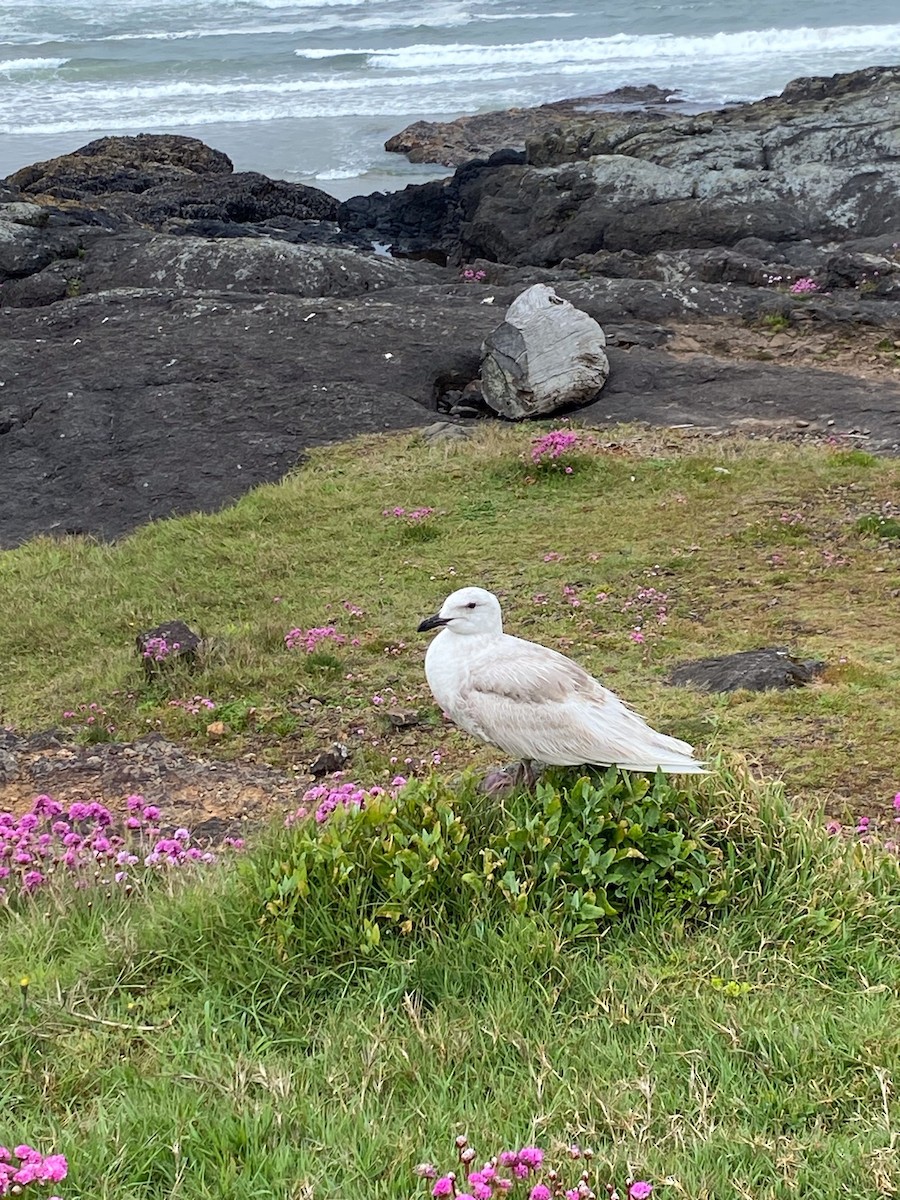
[417,585,704,776]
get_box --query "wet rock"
[356,65,900,266]
[669,647,827,692]
[7,133,234,199]
[385,87,682,167]
[481,284,609,418]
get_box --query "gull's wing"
[453,634,703,773]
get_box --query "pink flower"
[498,1152,518,1168]
[530,1187,552,1200]
[472,1183,493,1200]
[41,1155,68,1182]
[629,629,645,644]
[416,1164,438,1179]
[432,1176,455,1197]
[517,1148,544,1170]
[628,1185,652,1200]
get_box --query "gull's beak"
[417,612,450,633]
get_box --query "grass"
[2,771,899,1199]
[0,424,898,819]
[2,425,900,1197]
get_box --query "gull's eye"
[466,602,477,609]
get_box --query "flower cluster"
[530,430,587,472]
[789,276,819,294]
[462,268,487,282]
[285,775,408,826]
[0,794,243,904]
[168,695,216,715]
[383,506,435,522]
[0,1145,67,1196]
[417,1139,650,1200]
[285,626,347,653]
[826,793,900,853]
[142,636,181,662]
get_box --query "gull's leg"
[521,759,540,790]
[480,759,542,796]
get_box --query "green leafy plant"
[855,513,900,538]
[259,769,726,953]
[472,768,726,930]
[261,775,486,953]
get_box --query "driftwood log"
[480,283,610,419]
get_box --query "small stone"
[0,749,18,781]
[136,620,201,676]
[387,709,421,729]
[309,742,350,776]
[206,721,228,738]
[420,420,472,444]
[670,647,826,692]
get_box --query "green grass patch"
[1,425,897,817]
[2,768,899,1198]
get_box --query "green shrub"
[472,768,727,930]
[259,768,726,954]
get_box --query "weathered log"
[480,284,609,418]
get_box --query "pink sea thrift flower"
[628,1185,652,1200]
[433,1177,455,1197]
[517,1148,543,1170]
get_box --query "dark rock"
[0,218,84,281]
[0,749,17,781]
[7,134,233,199]
[0,284,500,545]
[669,647,827,692]
[137,621,202,675]
[126,171,338,227]
[308,743,350,776]
[384,87,682,166]
[73,232,440,297]
[0,728,24,751]
[361,65,900,266]
[25,729,65,751]
[1,268,69,308]
[4,137,338,239]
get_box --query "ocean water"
[2,0,899,198]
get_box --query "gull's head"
[417,586,503,637]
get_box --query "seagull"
[417,585,704,782]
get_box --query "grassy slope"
[2,427,900,1198]
[1,425,898,817]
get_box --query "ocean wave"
[0,56,70,71]
[314,166,363,179]
[0,91,481,136]
[351,22,900,70]
[2,3,479,46]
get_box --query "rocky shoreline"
[2,65,900,547]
